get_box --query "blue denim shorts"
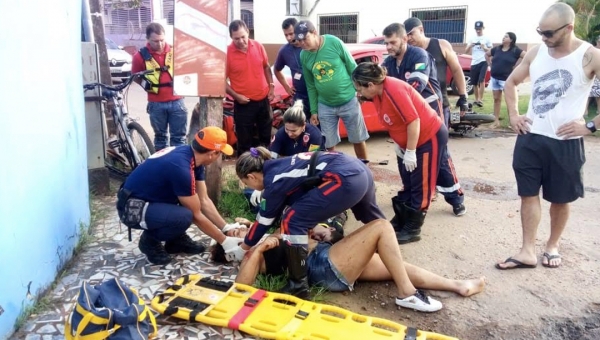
[317,97,369,148]
[490,77,506,91]
[307,243,353,292]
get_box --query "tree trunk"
[189,97,224,204]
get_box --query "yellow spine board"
[151,274,459,340]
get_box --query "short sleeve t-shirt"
[468,35,492,65]
[274,44,308,100]
[269,124,323,157]
[123,146,206,204]
[490,46,523,80]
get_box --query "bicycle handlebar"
[83,69,153,92]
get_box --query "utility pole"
[88,0,116,135]
[189,98,224,204]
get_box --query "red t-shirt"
[131,43,182,102]
[226,40,269,101]
[373,77,442,149]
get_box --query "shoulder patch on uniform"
[415,63,426,70]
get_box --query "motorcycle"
[448,103,495,136]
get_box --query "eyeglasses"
[536,24,569,38]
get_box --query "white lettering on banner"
[176,1,228,54]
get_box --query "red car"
[361,36,490,95]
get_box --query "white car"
[105,38,132,82]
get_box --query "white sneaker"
[395,289,442,312]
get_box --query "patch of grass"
[255,274,287,292]
[477,93,530,128]
[218,172,255,221]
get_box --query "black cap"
[294,20,316,40]
[475,21,484,29]
[404,17,423,33]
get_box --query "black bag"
[301,151,323,190]
[117,187,147,241]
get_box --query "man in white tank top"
[497,3,600,270]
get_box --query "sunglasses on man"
[536,24,569,38]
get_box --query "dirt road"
[331,130,600,340]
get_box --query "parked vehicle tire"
[127,121,155,164]
[451,71,474,96]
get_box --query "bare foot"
[457,277,486,297]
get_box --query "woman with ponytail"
[227,146,388,300]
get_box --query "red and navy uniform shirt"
[269,124,324,157]
[244,151,362,246]
[372,77,442,149]
[123,146,205,204]
[382,45,443,116]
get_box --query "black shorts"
[512,133,585,203]
[471,61,488,85]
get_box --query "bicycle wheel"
[462,113,495,124]
[127,121,155,165]
[105,124,136,179]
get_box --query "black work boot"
[164,233,206,254]
[390,196,408,233]
[396,204,427,244]
[280,244,310,300]
[139,232,172,265]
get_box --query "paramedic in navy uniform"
[225,147,386,298]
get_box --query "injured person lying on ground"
[210,218,486,313]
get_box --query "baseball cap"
[294,20,316,40]
[475,21,484,29]
[404,17,423,33]
[194,126,233,156]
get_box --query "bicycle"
[84,70,155,178]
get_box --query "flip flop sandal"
[495,257,537,270]
[542,252,562,268]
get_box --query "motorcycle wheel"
[462,113,495,124]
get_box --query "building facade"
[254,0,555,59]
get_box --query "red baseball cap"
[194,126,234,156]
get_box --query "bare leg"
[496,195,540,268]
[543,203,569,267]
[353,141,368,160]
[478,82,486,103]
[358,255,486,297]
[491,90,502,128]
[328,220,416,298]
[473,84,480,102]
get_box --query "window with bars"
[103,0,152,36]
[409,6,467,44]
[318,14,358,43]
[163,0,174,24]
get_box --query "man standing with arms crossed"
[274,18,312,122]
[295,20,369,160]
[465,21,492,107]
[497,3,600,269]
[226,19,275,156]
[132,22,187,151]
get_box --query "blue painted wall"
[0,0,90,338]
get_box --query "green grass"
[460,93,599,135]
[217,172,255,221]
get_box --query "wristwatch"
[586,121,597,133]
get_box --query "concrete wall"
[0,0,91,338]
[254,0,555,46]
